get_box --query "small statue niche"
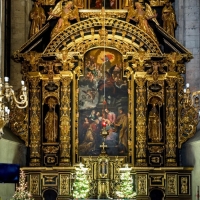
[148,98,163,143]
[44,97,59,143]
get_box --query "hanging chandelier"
[0,77,28,138]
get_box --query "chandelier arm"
[15,101,28,109]
[10,89,28,106]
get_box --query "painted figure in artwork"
[29,0,46,38]
[90,0,113,9]
[78,48,128,156]
[44,97,58,143]
[114,107,128,153]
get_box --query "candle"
[21,80,24,85]
[186,83,190,88]
[184,89,186,93]
[4,77,9,82]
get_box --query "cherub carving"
[126,2,159,43]
[48,1,80,39]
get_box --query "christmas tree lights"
[72,163,90,199]
[11,169,34,200]
[116,164,137,199]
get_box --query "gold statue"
[162,1,177,37]
[126,2,158,43]
[44,97,58,143]
[123,0,133,8]
[148,104,162,142]
[48,1,80,39]
[29,0,46,38]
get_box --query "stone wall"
[175,0,200,91]
[10,0,32,90]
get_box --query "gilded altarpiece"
[12,1,197,199]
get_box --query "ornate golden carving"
[30,174,40,195]
[29,75,41,166]
[148,146,164,153]
[167,174,177,195]
[60,73,73,165]
[23,52,42,72]
[79,10,127,19]
[137,174,147,195]
[131,52,151,72]
[48,1,80,38]
[135,74,147,166]
[43,145,59,153]
[126,2,159,43]
[149,0,166,7]
[181,177,188,194]
[60,174,70,195]
[44,18,162,55]
[165,76,177,166]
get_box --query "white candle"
[4,77,9,82]
[184,89,186,93]
[21,80,24,85]
[186,83,190,88]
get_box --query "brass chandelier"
[0,77,28,138]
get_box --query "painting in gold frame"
[89,0,119,9]
[78,48,128,157]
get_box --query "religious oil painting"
[78,48,128,156]
[89,0,118,9]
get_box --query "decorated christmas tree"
[72,163,90,199]
[11,169,34,200]
[116,165,137,199]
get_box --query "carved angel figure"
[162,1,177,37]
[48,0,80,39]
[126,2,159,43]
[29,0,46,38]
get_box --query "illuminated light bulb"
[102,121,106,127]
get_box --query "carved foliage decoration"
[60,74,73,165]
[165,76,177,165]
[29,76,41,166]
[135,74,147,166]
[44,18,162,56]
